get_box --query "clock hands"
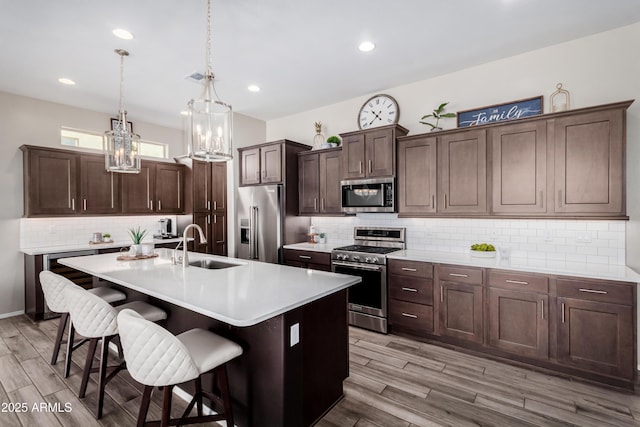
[368,110,383,125]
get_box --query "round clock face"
[358,94,399,129]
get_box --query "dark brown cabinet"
[487,270,549,360]
[388,259,434,335]
[298,148,343,215]
[283,249,331,271]
[397,136,437,214]
[121,161,184,214]
[79,155,120,214]
[491,121,547,214]
[553,107,625,215]
[340,124,408,179]
[239,140,309,187]
[437,265,483,344]
[556,278,635,380]
[240,147,261,185]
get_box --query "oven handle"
[332,261,383,272]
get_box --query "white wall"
[0,91,265,316]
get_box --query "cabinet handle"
[440,285,444,302]
[444,193,448,209]
[579,288,607,295]
[207,201,211,210]
[321,198,325,211]
[505,279,528,285]
[541,299,544,319]
[158,200,162,211]
[298,255,312,259]
[401,313,418,319]
[401,287,418,292]
[71,198,75,211]
[432,195,435,209]
[262,170,266,178]
[401,267,418,272]
[558,190,563,208]
[359,161,363,174]
[255,171,260,180]
[539,190,544,209]
[214,215,217,224]
[314,198,317,210]
[213,201,217,210]
[561,302,565,323]
[149,200,153,210]
[449,273,468,278]
[83,198,87,211]
[368,159,372,173]
[207,215,211,224]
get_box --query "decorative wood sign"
[457,96,543,127]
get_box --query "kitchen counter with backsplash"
[284,242,640,283]
[20,237,184,256]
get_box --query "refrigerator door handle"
[251,206,259,259]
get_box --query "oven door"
[332,261,387,318]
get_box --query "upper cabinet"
[239,140,309,187]
[340,124,408,179]
[22,145,184,217]
[298,147,343,215]
[397,100,632,219]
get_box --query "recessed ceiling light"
[58,78,76,85]
[112,28,134,40]
[358,41,375,52]
[247,85,261,92]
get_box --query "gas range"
[331,227,405,266]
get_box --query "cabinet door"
[365,128,395,177]
[398,137,437,214]
[261,144,282,183]
[342,133,366,179]
[211,212,227,256]
[122,163,155,213]
[27,149,78,215]
[491,121,547,214]
[488,288,548,360]
[192,212,210,253]
[438,129,487,214]
[240,147,261,185]
[211,162,227,212]
[319,150,342,214]
[554,109,624,214]
[298,153,320,214]
[79,156,120,214]
[557,297,633,379]
[439,282,483,344]
[192,160,211,213]
[156,164,184,213]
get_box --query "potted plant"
[128,227,147,256]
[420,102,456,131]
[326,135,341,147]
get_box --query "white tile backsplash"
[310,215,626,266]
[20,215,178,249]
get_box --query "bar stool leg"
[51,313,68,365]
[79,338,98,398]
[161,385,173,427]
[217,365,234,427]
[195,377,203,416]
[64,322,76,378]
[137,386,153,427]
[96,336,112,419]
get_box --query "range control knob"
[336,253,346,260]
[352,255,360,262]
[369,257,379,263]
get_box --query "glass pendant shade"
[104,111,141,173]
[187,74,233,162]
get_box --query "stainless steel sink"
[188,259,241,269]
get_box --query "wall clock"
[358,94,399,129]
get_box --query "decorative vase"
[312,122,325,150]
[128,244,142,257]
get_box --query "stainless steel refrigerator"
[236,185,310,264]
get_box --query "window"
[60,128,168,159]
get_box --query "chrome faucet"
[173,224,207,267]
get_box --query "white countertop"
[21,237,185,256]
[282,242,640,283]
[57,249,360,327]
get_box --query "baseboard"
[0,310,25,319]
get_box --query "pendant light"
[186,0,233,162]
[104,49,141,173]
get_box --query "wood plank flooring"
[1,314,640,426]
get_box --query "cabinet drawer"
[438,265,483,285]
[488,270,548,293]
[557,279,633,306]
[283,249,330,267]
[389,300,433,333]
[388,259,433,278]
[389,275,433,305]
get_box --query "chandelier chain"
[119,52,125,114]
[206,0,212,75]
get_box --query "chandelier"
[186,0,233,162]
[104,49,141,173]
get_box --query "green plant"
[319,232,326,238]
[326,135,341,146]
[103,233,111,239]
[420,102,456,130]
[128,227,147,244]
[470,243,495,252]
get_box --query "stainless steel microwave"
[341,178,395,213]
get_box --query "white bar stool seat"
[38,271,126,376]
[65,285,167,419]
[117,308,243,427]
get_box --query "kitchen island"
[58,249,360,427]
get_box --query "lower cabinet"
[283,249,331,271]
[437,265,483,344]
[388,259,434,335]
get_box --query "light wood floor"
[1,314,640,426]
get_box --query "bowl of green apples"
[470,243,496,258]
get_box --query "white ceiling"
[2,0,640,129]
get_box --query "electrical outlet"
[576,232,592,243]
[543,230,553,242]
[290,323,299,347]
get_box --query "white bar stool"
[39,270,126,377]
[117,308,243,427]
[65,285,167,419]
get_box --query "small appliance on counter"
[154,218,174,239]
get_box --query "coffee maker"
[157,218,172,237]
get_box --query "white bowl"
[470,250,496,258]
